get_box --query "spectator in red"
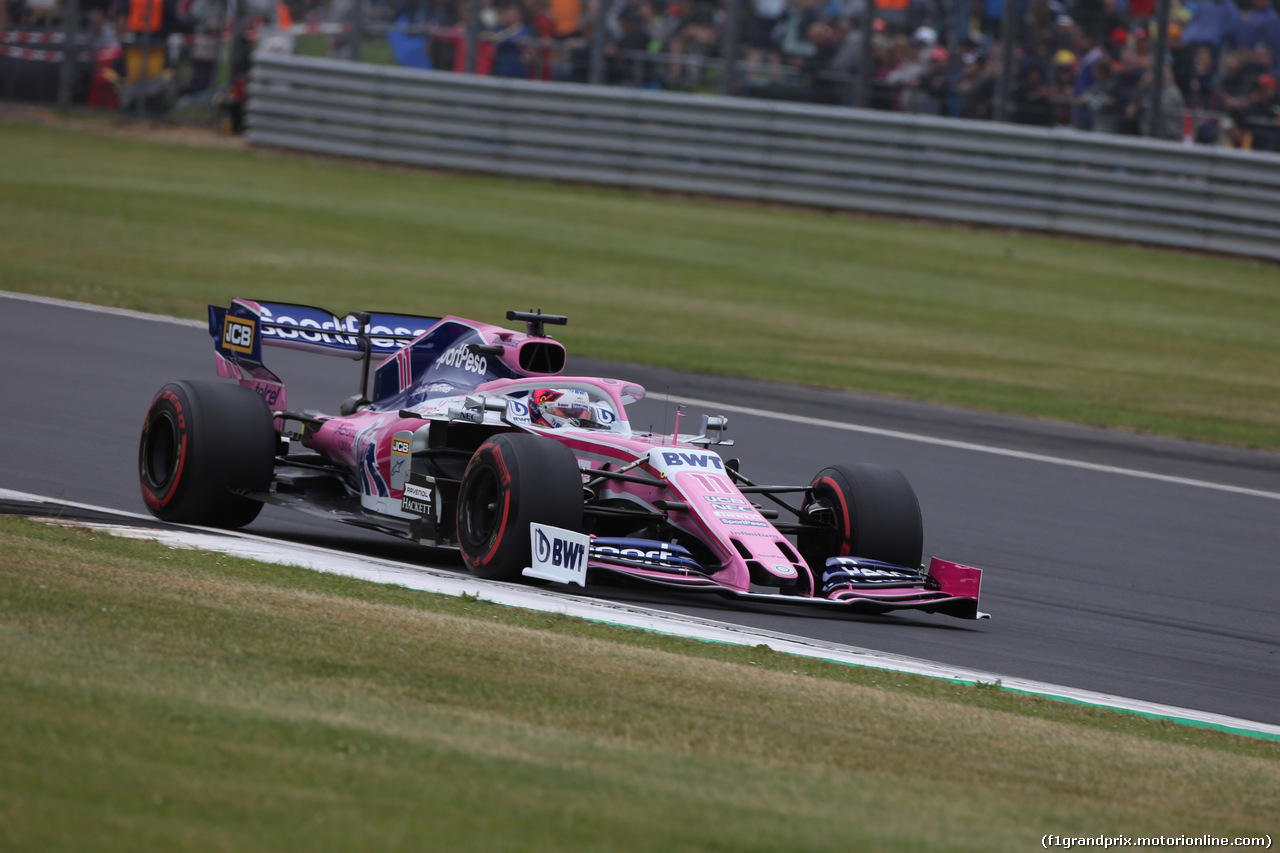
[1106,25,1128,60]
[449,0,496,74]
[1250,42,1278,82]
[1221,42,1277,99]
[1228,70,1280,148]
[908,44,949,115]
[1093,0,1127,44]
[1127,0,1154,24]
[526,0,559,80]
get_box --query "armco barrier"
[247,53,1280,261]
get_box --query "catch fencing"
[246,53,1280,261]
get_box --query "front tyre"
[456,433,584,581]
[138,380,276,528]
[797,463,923,570]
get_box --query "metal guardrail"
[247,53,1280,261]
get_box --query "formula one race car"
[138,300,985,619]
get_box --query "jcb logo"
[223,318,256,353]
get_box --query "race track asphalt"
[3,293,1278,725]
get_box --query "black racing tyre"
[797,463,924,570]
[456,433,584,581]
[138,380,276,528]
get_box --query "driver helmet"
[529,388,594,428]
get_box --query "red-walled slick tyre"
[456,433,584,581]
[797,463,923,571]
[138,380,276,528]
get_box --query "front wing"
[526,526,987,620]
[592,556,986,620]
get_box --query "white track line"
[664,394,1280,502]
[5,290,1278,503]
[4,487,1278,741]
[1,291,204,328]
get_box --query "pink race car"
[138,300,985,620]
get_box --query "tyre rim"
[460,465,501,548]
[143,412,179,490]
[804,497,835,527]
[800,494,842,561]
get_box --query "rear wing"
[209,299,441,411]
[209,300,440,361]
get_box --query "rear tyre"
[456,433,584,581]
[797,463,923,570]
[138,380,276,528]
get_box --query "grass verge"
[1,515,1277,852]
[1,120,1279,450]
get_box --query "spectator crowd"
[5,0,1280,147]
[367,0,1280,148]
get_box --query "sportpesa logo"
[439,345,488,376]
[594,544,678,565]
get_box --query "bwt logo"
[506,400,531,424]
[660,452,723,469]
[535,528,585,567]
